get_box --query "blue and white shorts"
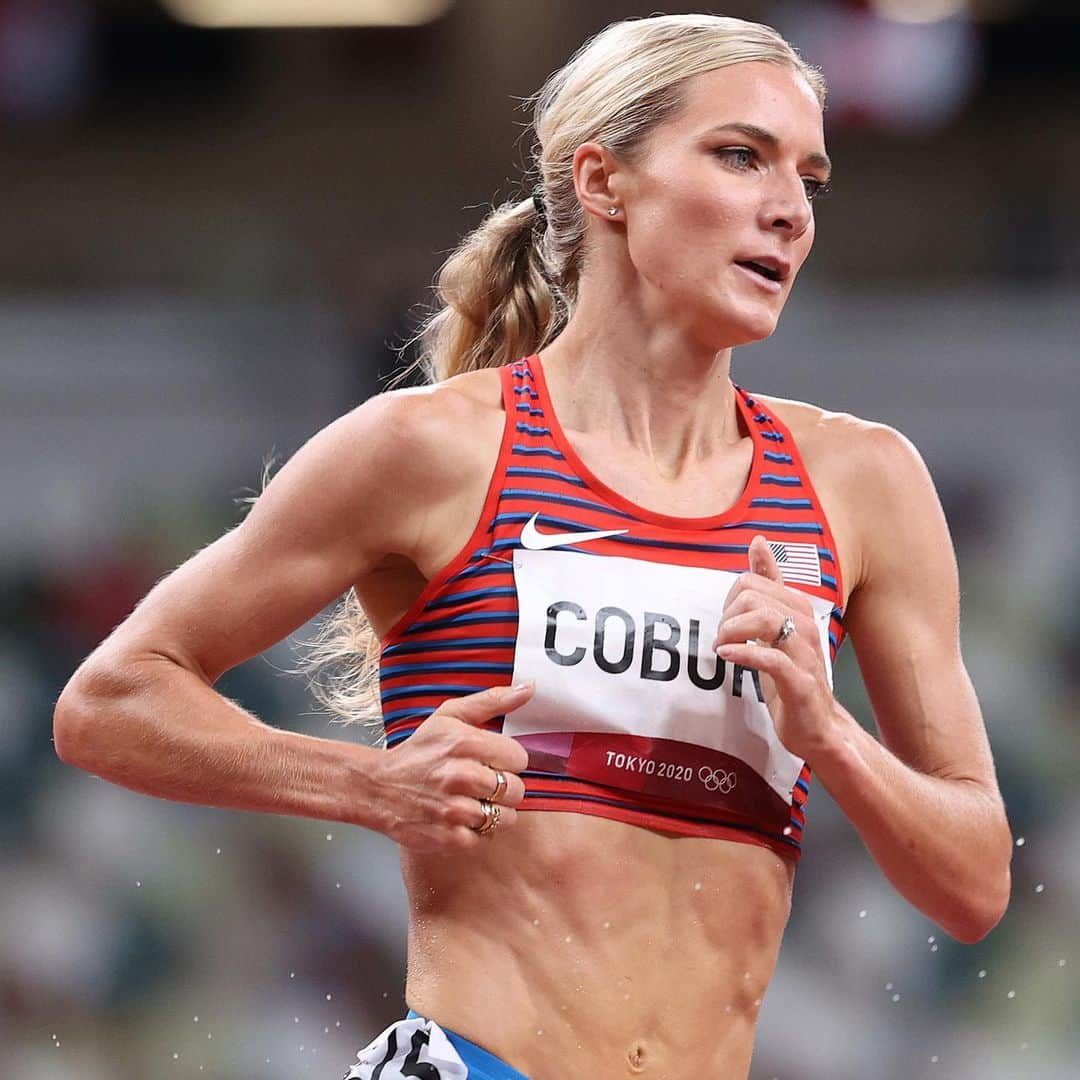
[342,1009,530,1080]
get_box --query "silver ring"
[772,615,797,647]
[471,799,501,836]
[487,768,507,803]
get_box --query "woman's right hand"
[372,682,536,853]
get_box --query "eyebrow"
[701,122,832,177]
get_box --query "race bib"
[505,549,833,813]
[345,1016,468,1080]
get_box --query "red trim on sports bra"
[379,370,516,647]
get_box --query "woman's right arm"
[51,387,530,848]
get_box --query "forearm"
[53,655,388,833]
[811,703,1012,943]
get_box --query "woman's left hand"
[713,534,837,762]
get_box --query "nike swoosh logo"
[520,512,628,550]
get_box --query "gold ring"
[472,799,501,836]
[488,768,508,803]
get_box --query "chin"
[708,310,781,349]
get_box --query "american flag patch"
[768,540,821,587]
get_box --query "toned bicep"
[843,425,998,791]
[92,392,427,685]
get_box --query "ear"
[572,141,627,223]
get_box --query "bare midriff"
[400,812,794,1080]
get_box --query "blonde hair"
[307,13,826,733]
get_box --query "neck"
[538,285,742,481]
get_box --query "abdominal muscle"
[399,812,794,1080]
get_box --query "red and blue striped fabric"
[378,355,846,860]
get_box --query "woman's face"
[606,61,830,349]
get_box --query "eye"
[711,146,756,169]
[802,177,832,202]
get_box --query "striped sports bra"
[378,354,846,860]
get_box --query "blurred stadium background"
[2,0,1077,1077]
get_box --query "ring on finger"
[772,614,797,647]
[487,767,508,803]
[472,799,501,836]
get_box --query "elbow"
[53,675,94,765]
[948,861,1013,945]
[53,660,130,767]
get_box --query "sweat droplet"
[693,882,702,891]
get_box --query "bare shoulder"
[350,366,503,480]
[241,365,504,573]
[753,391,914,471]
[754,392,934,601]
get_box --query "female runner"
[53,14,1012,1080]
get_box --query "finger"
[448,795,519,831]
[437,681,535,726]
[722,586,779,620]
[713,641,803,697]
[456,761,525,808]
[486,763,526,808]
[748,534,784,583]
[725,569,814,618]
[714,609,801,650]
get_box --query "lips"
[734,255,790,283]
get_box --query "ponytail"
[397,194,572,385]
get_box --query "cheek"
[634,189,741,275]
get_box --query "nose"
[759,174,813,240]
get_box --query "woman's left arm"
[715,422,1012,944]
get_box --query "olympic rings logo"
[698,766,737,794]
